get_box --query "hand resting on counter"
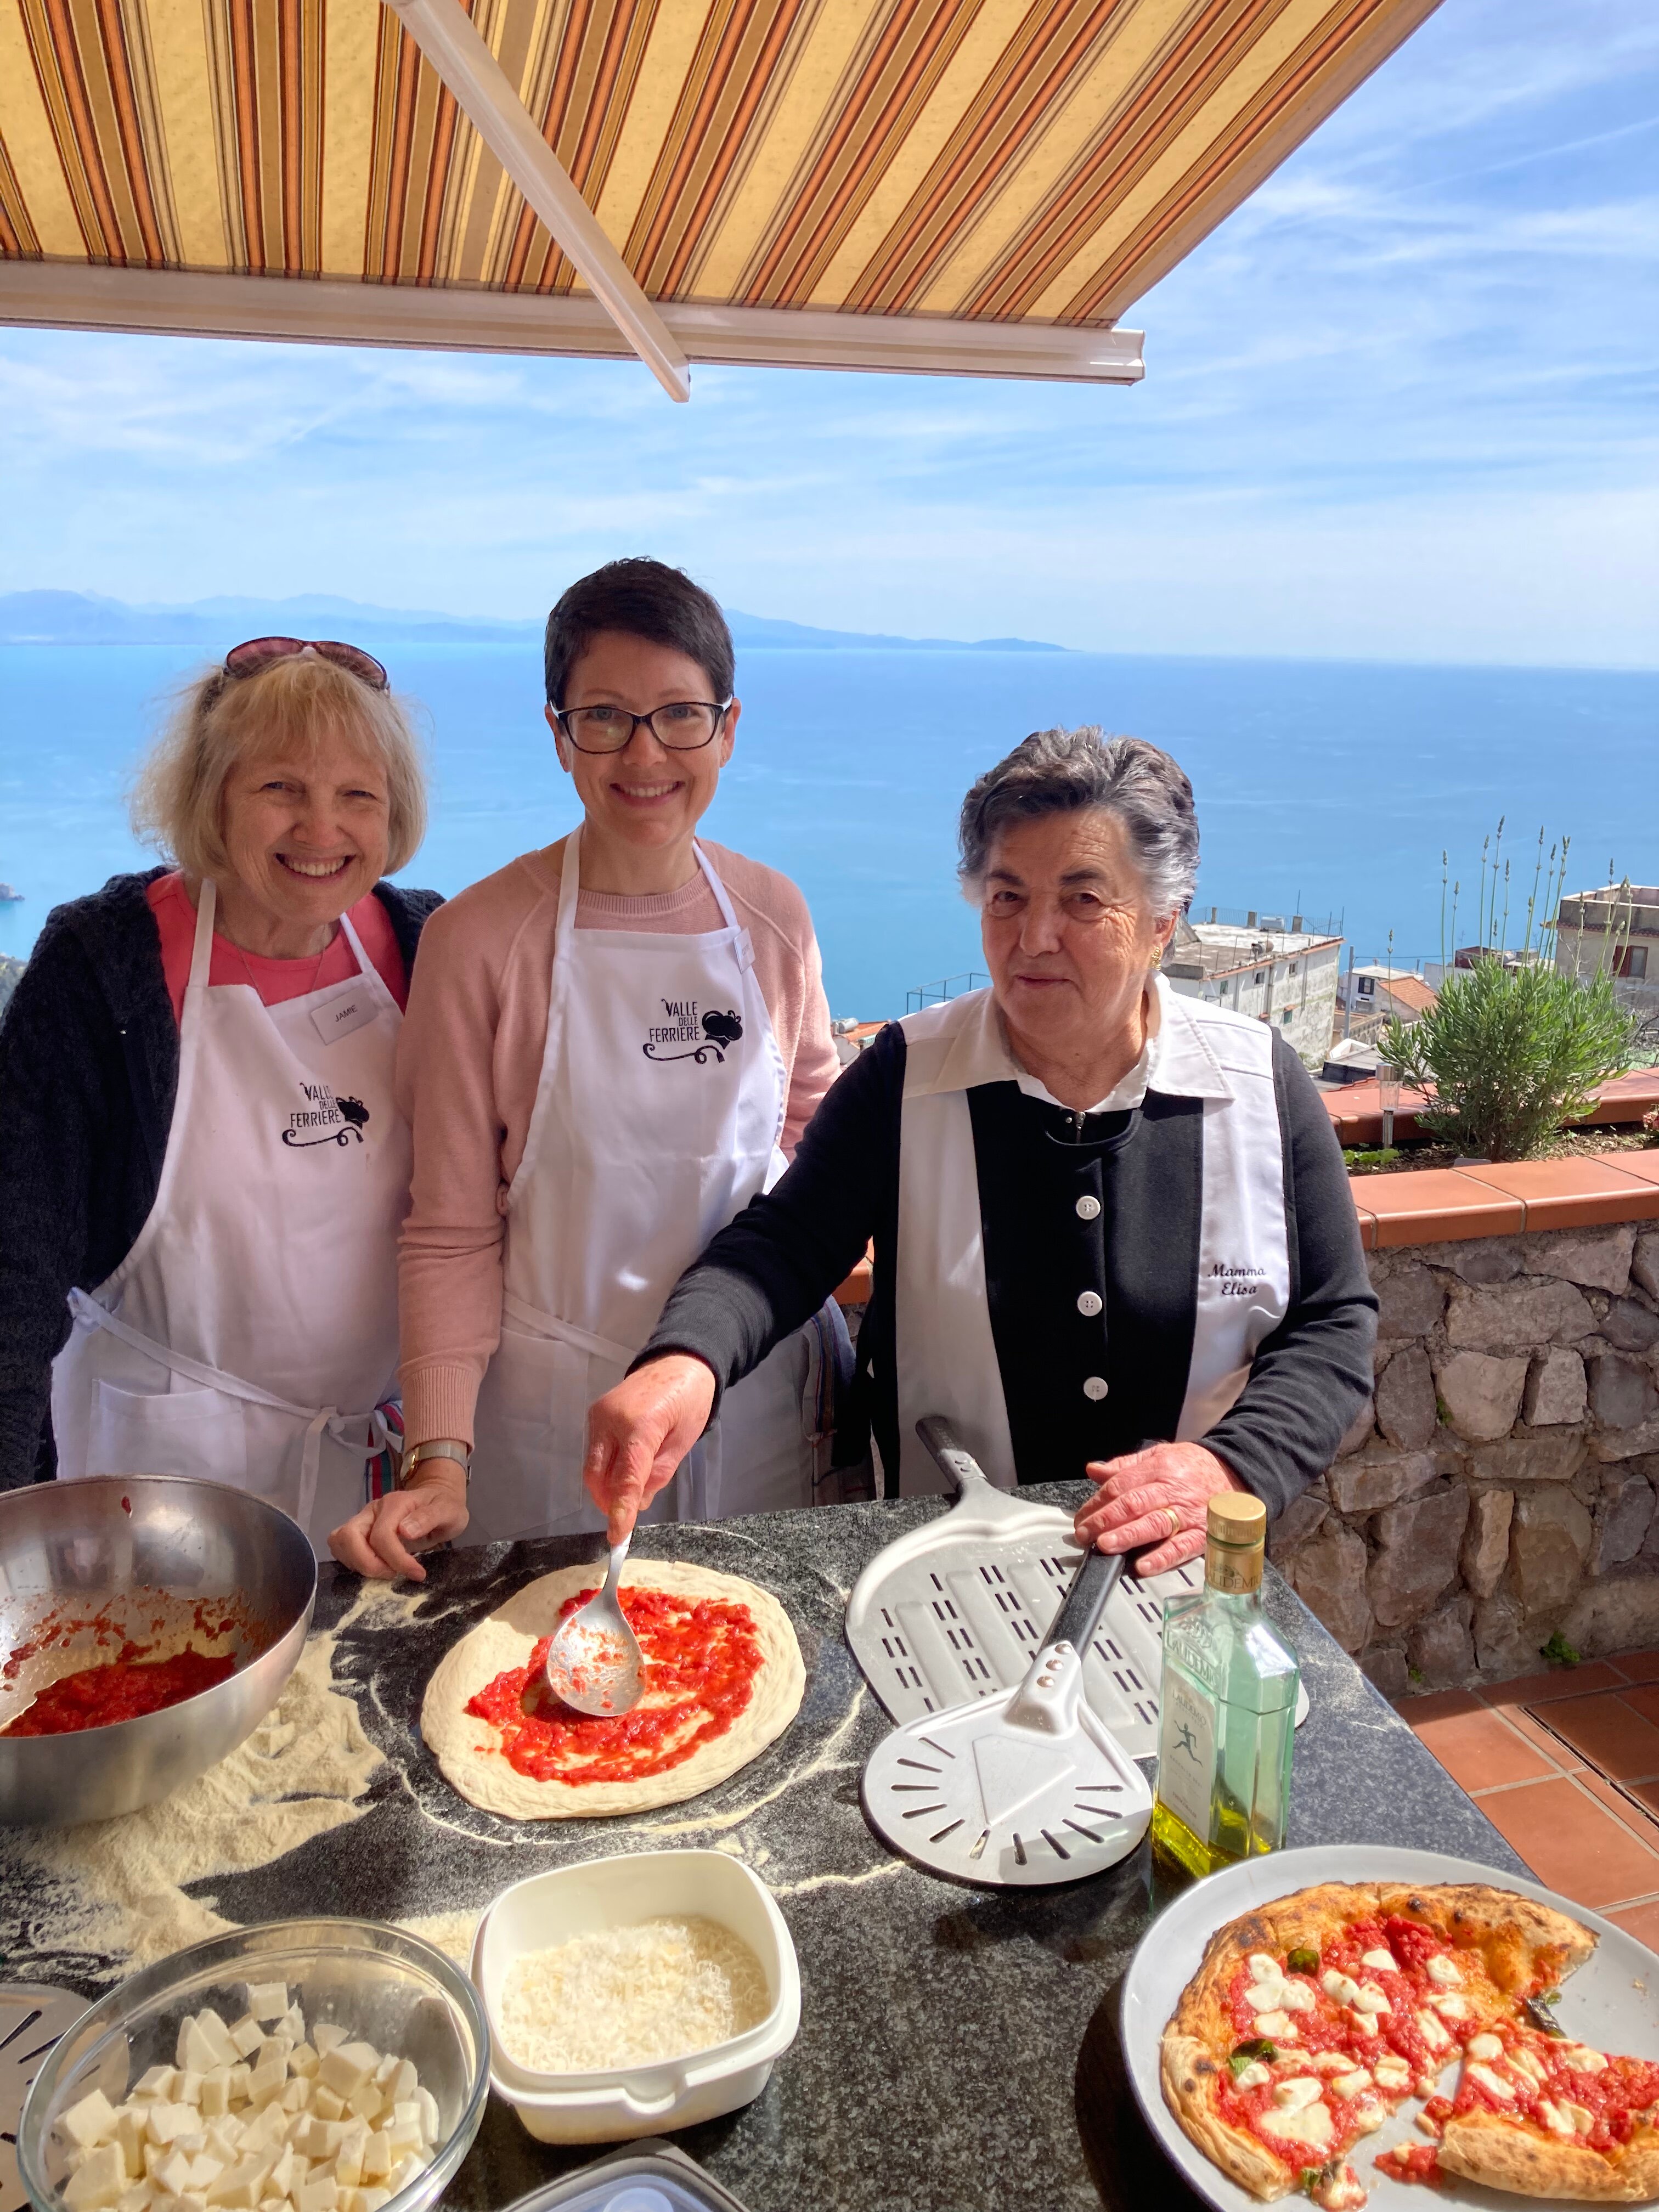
[584,1355,719,1542]
[1073,1440,1246,1576]
[329,1459,470,1579]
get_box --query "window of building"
[1616,945,1649,979]
[1280,1008,1293,1024]
[1253,972,1264,986]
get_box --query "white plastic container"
[471,1850,801,2143]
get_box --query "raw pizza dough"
[421,1559,806,1819]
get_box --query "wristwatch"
[398,1438,471,1489]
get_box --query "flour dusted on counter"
[395,1912,480,1968]
[18,1622,383,1970]
[497,1917,769,2072]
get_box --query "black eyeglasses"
[551,701,732,754]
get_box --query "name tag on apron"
[312,992,379,1045]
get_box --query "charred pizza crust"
[1437,2109,1659,2205]
[1160,1881,1603,2204]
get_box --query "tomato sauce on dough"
[2,1644,235,1734]
[466,1588,764,1785]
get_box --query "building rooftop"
[1163,918,1342,983]
[1558,888,1659,935]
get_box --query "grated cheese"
[496,1916,769,2073]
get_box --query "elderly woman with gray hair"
[581,729,1376,1570]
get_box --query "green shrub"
[1381,958,1633,1163]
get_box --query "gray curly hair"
[957,727,1199,918]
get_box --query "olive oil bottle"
[1150,1493,1299,1882]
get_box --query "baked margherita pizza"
[1161,1882,1659,2208]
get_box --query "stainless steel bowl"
[0,1475,316,1827]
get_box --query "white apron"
[467,831,816,1541]
[891,981,1292,1495]
[50,881,410,1551]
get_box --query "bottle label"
[1157,1668,1217,1839]
[1206,1537,1263,1594]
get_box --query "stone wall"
[1272,1221,1659,1696]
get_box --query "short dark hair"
[958,727,1199,916]
[543,558,735,706]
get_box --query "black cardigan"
[0,869,442,1487]
[637,1019,1377,1519]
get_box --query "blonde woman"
[0,638,440,1551]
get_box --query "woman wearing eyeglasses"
[0,639,440,1550]
[328,558,842,1577]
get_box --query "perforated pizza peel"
[1,1982,86,2212]
[844,1418,1205,1761]
[861,1544,1154,1886]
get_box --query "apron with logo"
[467,830,818,1541]
[50,881,410,1550]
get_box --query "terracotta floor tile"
[1528,1691,1659,1781]
[1480,1661,1627,1707]
[1476,1776,1659,1907]
[1492,1705,1586,1770]
[1415,1708,1560,1792]
[1401,1689,1486,1726]
[1613,1650,1659,1686]
[1620,1681,1659,1728]
[1604,1899,1659,1954]
[1573,1766,1659,1845]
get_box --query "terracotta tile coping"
[822,1141,1659,1294]
[1348,1149,1659,1250]
[1325,1070,1659,1149]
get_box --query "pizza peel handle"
[915,1416,1005,1504]
[1042,1544,1128,1661]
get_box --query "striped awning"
[0,0,1441,394]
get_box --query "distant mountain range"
[0,590,1066,654]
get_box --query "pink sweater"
[396,836,839,1447]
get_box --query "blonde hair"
[131,654,428,880]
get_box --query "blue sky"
[2,0,1656,668]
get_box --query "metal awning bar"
[381,0,690,403]
[0,262,1144,385]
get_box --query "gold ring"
[1164,1506,1181,1539]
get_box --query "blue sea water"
[2,642,1655,1017]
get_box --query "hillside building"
[1336,964,1439,1042]
[1161,917,1343,1070]
[1554,886,1659,1017]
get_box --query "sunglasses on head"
[223,636,390,691]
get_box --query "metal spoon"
[540,1534,644,1716]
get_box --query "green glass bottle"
[1150,1492,1299,1882]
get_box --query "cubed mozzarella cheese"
[132,2070,175,2104]
[1539,2099,1575,2137]
[346,2084,381,2125]
[1347,2010,1379,2039]
[145,2104,196,2148]
[206,2154,274,2209]
[361,2132,392,2183]
[1234,2063,1271,2089]
[1467,2033,1503,2062]
[1321,1971,1361,2007]
[310,2089,345,2124]
[154,2150,195,2197]
[1330,2069,1372,2100]
[1248,1954,1282,1983]
[177,2072,204,2108]
[1349,2101,1386,2138]
[1430,1994,1469,2021]
[1372,2058,1412,2091]
[1425,1956,1463,1989]
[1245,1982,1289,2014]
[1253,2011,1296,2040]
[1352,1984,1391,2015]
[1562,2045,1608,2076]
[65,2143,129,2212]
[1416,2008,1452,2053]
[1276,1983,1317,2015]
[61,2090,119,2151]
[1259,2100,1334,2152]
[1360,1949,1397,1973]
[199,2069,232,2119]
[1565,2102,1595,2136]
[311,2027,348,2057]
[295,2179,338,2212]
[1510,2046,1548,2086]
[245,1987,289,2026]
[280,2079,312,2115]
[227,2020,265,2063]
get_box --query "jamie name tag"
[311,991,379,1045]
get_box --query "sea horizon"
[4,637,1656,1019]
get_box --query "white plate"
[1119,1844,1659,2212]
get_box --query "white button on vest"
[1076,1290,1103,1317]
[1075,1195,1102,1221]
[1083,1375,1109,1401]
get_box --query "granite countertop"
[2,1487,1527,2212]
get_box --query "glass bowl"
[18,1920,489,2212]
